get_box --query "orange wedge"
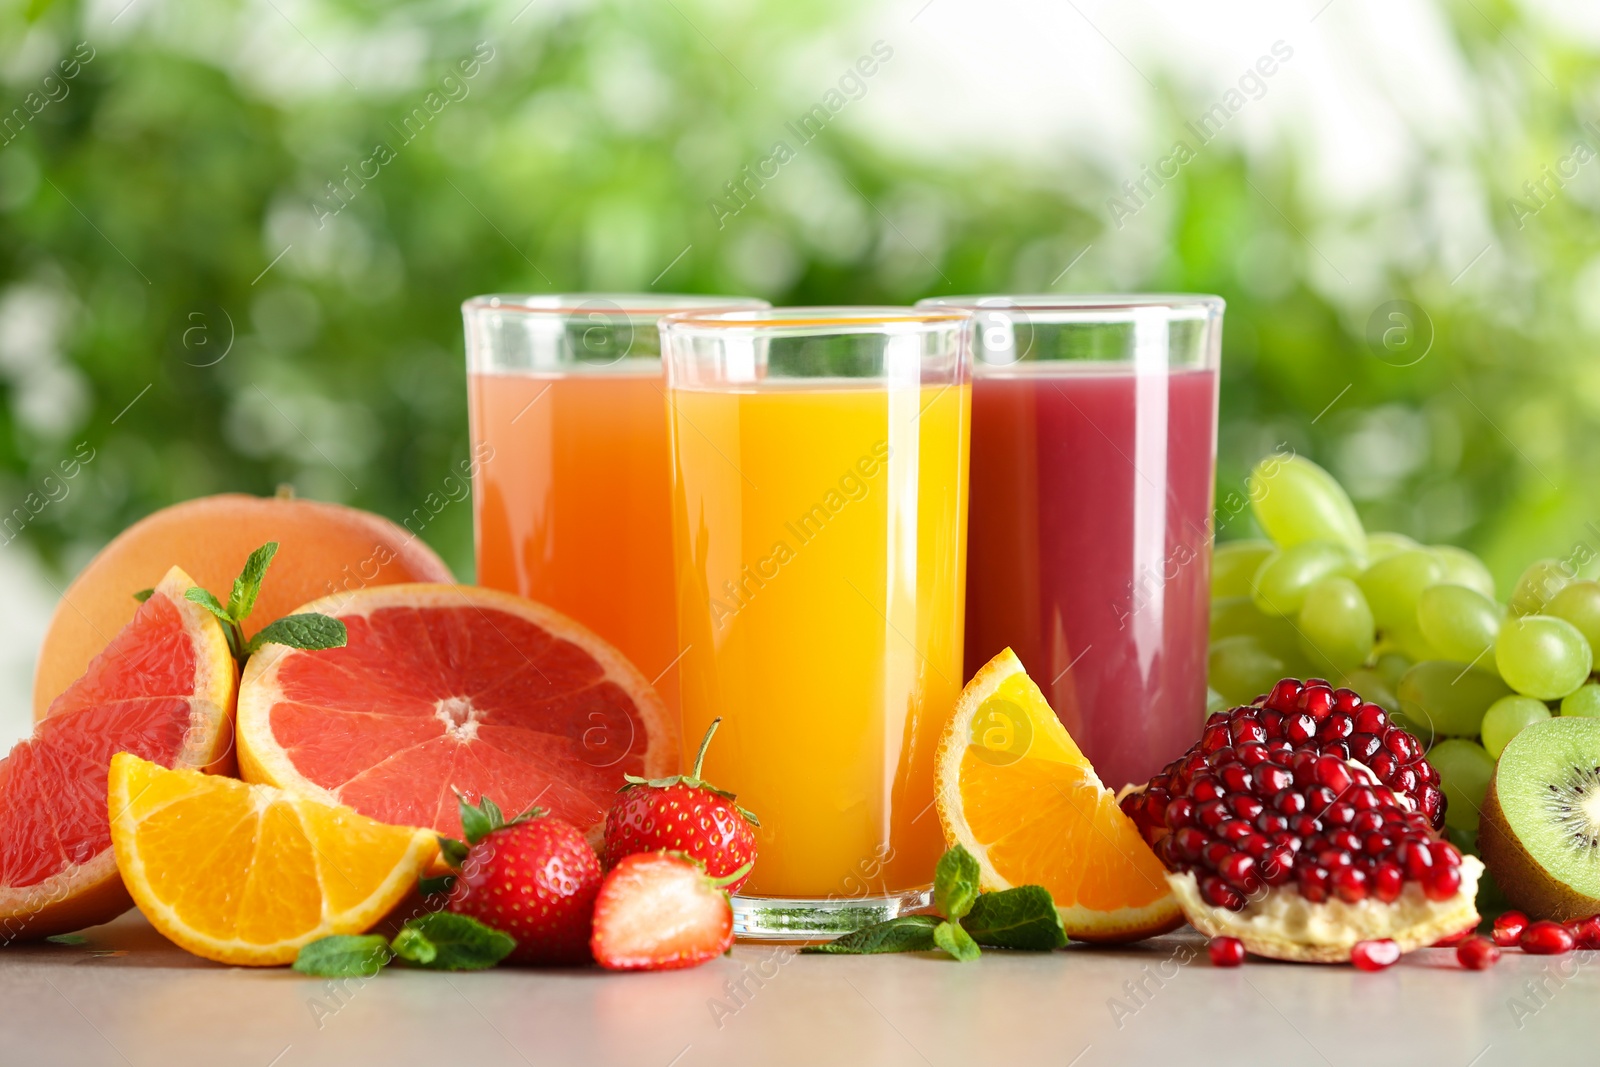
[935,648,1184,943]
[108,753,437,966]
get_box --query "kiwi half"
[1479,716,1600,920]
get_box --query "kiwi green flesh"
[1479,716,1600,920]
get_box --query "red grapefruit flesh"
[237,585,677,839]
[0,566,236,940]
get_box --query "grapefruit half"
[237,584,677,839]
[0,566,236,941]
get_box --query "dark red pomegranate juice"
[966,365,1218,788]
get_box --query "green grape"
[1546,580,1600,652]
[1560,683,1600,718]
[1208,635,1291,707]
[1251,541,1359,617]
[1382,617,1440,662]
[1427,739,1496,832]
[1212,540,1275,600]
[1296,577,1374,672]
[1373,652,1412,688]
[1431,544,1496,599]
[1205,688,1228,716]
[1358,549,1445,631]
[1509,559,1575,616]
[1494,614,1594,700]
[1416,584,1501,664]
[1396,660,1512,740]
[1480,695,1552,757]
[1366,532,1420,562]
[1248,454,1366,555]
[1338,668,1400,712]
[1210,596,1302,661]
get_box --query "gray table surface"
[1,912,1591,1066]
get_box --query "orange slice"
[108,753,437,966]
[935,648,1184,943]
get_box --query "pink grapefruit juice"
[964,364,1218,789]
[469,370,681,709]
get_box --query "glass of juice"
[659,307,973,939]
[917,295,1223,791]
[464,294,767,717]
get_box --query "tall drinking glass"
[660,308,972,939]
[918,295,1222,790]
[464,294,767,715]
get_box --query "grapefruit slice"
[109,753,438,966]
[935,648,1184,943]
[237,584,677,839]
[0,566,236,941]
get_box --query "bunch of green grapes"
[1210,454,1600,834]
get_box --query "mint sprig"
[803,844,1067,961]
[293,913,514,977]
[179,540,348,665]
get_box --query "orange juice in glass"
[464,295,767,713]
[660,307,973,939]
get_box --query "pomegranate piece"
[1456,936,1500,970]
[1568,915,1600,949]
[1492,911,1529,947]
[1351,939,1401,971]
[1208,936,1245,967]
[1520,921,1575,955]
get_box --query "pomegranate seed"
[1290,749,1319,784]
[1297,865,1331,902]
[1230,794,1266,820]
[1325,803,1356,827]
[1261,844,1296,885]
[1568,916,1600,949]
[1256,812,1289,834]
[1305,785,1338,812]
[1201,874,1245,910]
[1231,717,1266,745]
[1313,756,1354,793]
[1305,677,1331,689]
[1319,714,1354,742]
[1436,843,1462,868]
[1267,679,1303,712]
[1252,764,1293,794]
[1369,751,1398,780]
[1420,785,1446,826]
[1334,866,1369,903]
[1166,797,1196,829]
[1421,761,1441,786]
[1392,767,1420,794]
[1242,833,1271,859]
[1521,921,1576,955]
[1292,814,1322,837]
[1192,776,1224,803]
[1362,833,1392,856]
[1260,709,1285,738]
[1285,714,1317,744]
[1320,740,1352,761]
[1266,739,1294,760]
[1274,791,1307,815]
[1219,820,1253,844]
[1457,936,1500,970]
[1208,748,1238,769]
[1318,848,1354,869]
[1237,741,1270,767]
[1206,711,1231,728]
[1348,733,1382,761]
[1199,800,1229,830]
[1333,688,1362,712]
[1300,686,1335,719]
[1432,925,1472,947]
[1220,852,1260,891]
[1372,863,1403,902]
[1354,704,1389,734]
[1202,722,1231,754]
[1400,840,1433,880]
[1203,841,1233,867]
[1326,829,1361,853]
[1209,936,1246,966]
[1220,764,1252,793]
[1493,911,1528,947]
[1174,827,1208,862]
[1349,787,1381,811]
[1351,939,1401,971]
[1383,729,1419,762]
[1351,810,1384,834]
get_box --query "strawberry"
[440,794,602,966]
[590,851,748,971]
[603,717,758,891]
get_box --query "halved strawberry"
[590,851,748,971]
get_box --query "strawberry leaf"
[934,845,981,922]
[247,613,347,654]
[227,541,279,623]
[393,913,515,971]
[132,588,153,604]
[437,837,469,868]
[293,934,393,977]
[419,874,457,897]
[457,795,496,845]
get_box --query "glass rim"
[918,293,1223,319]
[659,306,973,332]
[462,293,769,318]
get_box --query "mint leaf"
[132,588,153,604]
[393,912,515,971]
[293,935,393,977]
[228,541,279,622]
[419,874,457,897]
[802,915,940,955]
[184,586,231,624]
[45,933,87,945]
[960,885,1067,951]
[934,845,981,921]
[247,613,347,654]
[933,920,982,961]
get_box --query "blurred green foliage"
[0,0,1598,591]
